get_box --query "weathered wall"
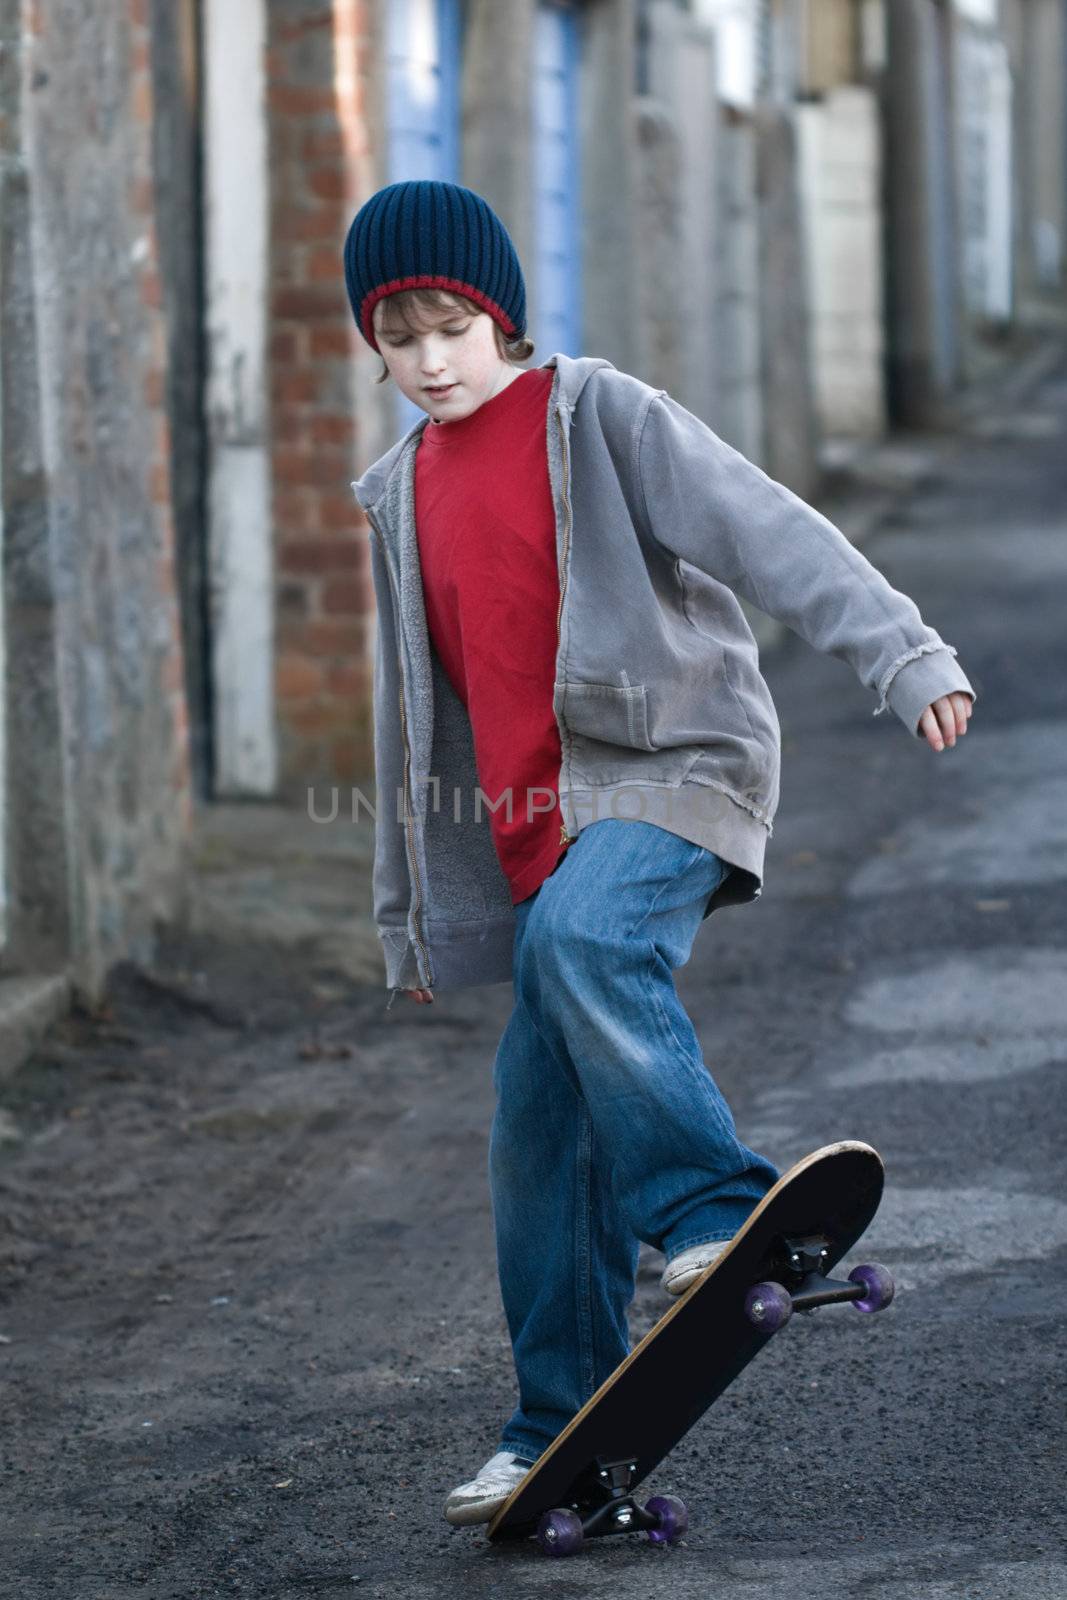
[149,0,212,798]
[0,0,72,976]
[11,0,191,997]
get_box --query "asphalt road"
[1,354,1065,1599]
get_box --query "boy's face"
[372,299,518,423]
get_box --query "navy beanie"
[343,180,527,353]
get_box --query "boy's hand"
[918,692,973,751]
[405,987,434,1004]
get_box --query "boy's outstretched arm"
[635,392,977,741]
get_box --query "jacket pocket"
[555,679,702,786]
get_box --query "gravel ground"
[2,355,1065,1600]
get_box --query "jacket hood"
[350,351,614,511]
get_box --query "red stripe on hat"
[361,276,518,351]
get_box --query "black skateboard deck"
[487,1140,892,1556]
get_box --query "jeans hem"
[664,1230,735,1266]
[500,1438,544,1464]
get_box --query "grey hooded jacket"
[350,352,976,999]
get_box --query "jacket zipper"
[555,406,575,849]
[366,508,432,989]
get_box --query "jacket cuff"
[874,644,977,737]
[379,926,425,990]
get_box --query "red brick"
[302,129,345,162]
[330,738,361,781]
[273,285,348,319]
[307,165,347,202]
[278,581,310,617]
[309,414,353,446]
[309,327,351,359]
[274,204,345,243]
[286,701,355,736]
[300,441,352,474]
[327,661,369,697]
[272,369,317,404]
[274,447,313,485]
[271,329,301,364]
[283,618,363,657]
[318,492,360,531]
[144,368,165,408]
[274,488,316,531]
[276,654,325,699]
[268,85,336,116]
[308,246,343,282]
[273,10,334,45]
[278,539,361,575]
[321,576,363,614]
[151,461,171,504]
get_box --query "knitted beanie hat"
[343,179,527,353]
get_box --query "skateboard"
[487,1140,893,1557]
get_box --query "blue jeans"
[488,818,779,1463]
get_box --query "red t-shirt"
[414,368,570,904]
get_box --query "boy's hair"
[373,288,535,384]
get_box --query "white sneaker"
[661,1238,731,1297]
[443,1449,537,1527]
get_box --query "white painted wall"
[714,114,763,460]
[956,25,1014,321]
[795,86,886,438]
[692,0,761,109]
[203,0,277,795]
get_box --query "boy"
[343,180,975,1526]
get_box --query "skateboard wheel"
[848,1262,895,1313]
[744,1280,793,1331]
[646,1494,689,1545]
[536,1507,584,1557]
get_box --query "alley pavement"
[1,346,1065,1598]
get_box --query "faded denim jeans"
[489,817,779,1463]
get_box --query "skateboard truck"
[535,1456,689,1554]
[744,1235,895,1331]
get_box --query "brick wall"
[267,2,377,796]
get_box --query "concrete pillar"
[714,106,763,460]
[755,102,819,497]
[580,0,641,376]
[646,6,721,422]
[1029,0,1066,289]
[883,0,963,423]
[461,0,537,326]
[795,86,886,437]
[633,95,684,392]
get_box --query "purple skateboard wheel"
[744,1280,793,1331]
[848,1262,895,1312]
[646,1494,689,1545]
[536,1507,584,1557]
